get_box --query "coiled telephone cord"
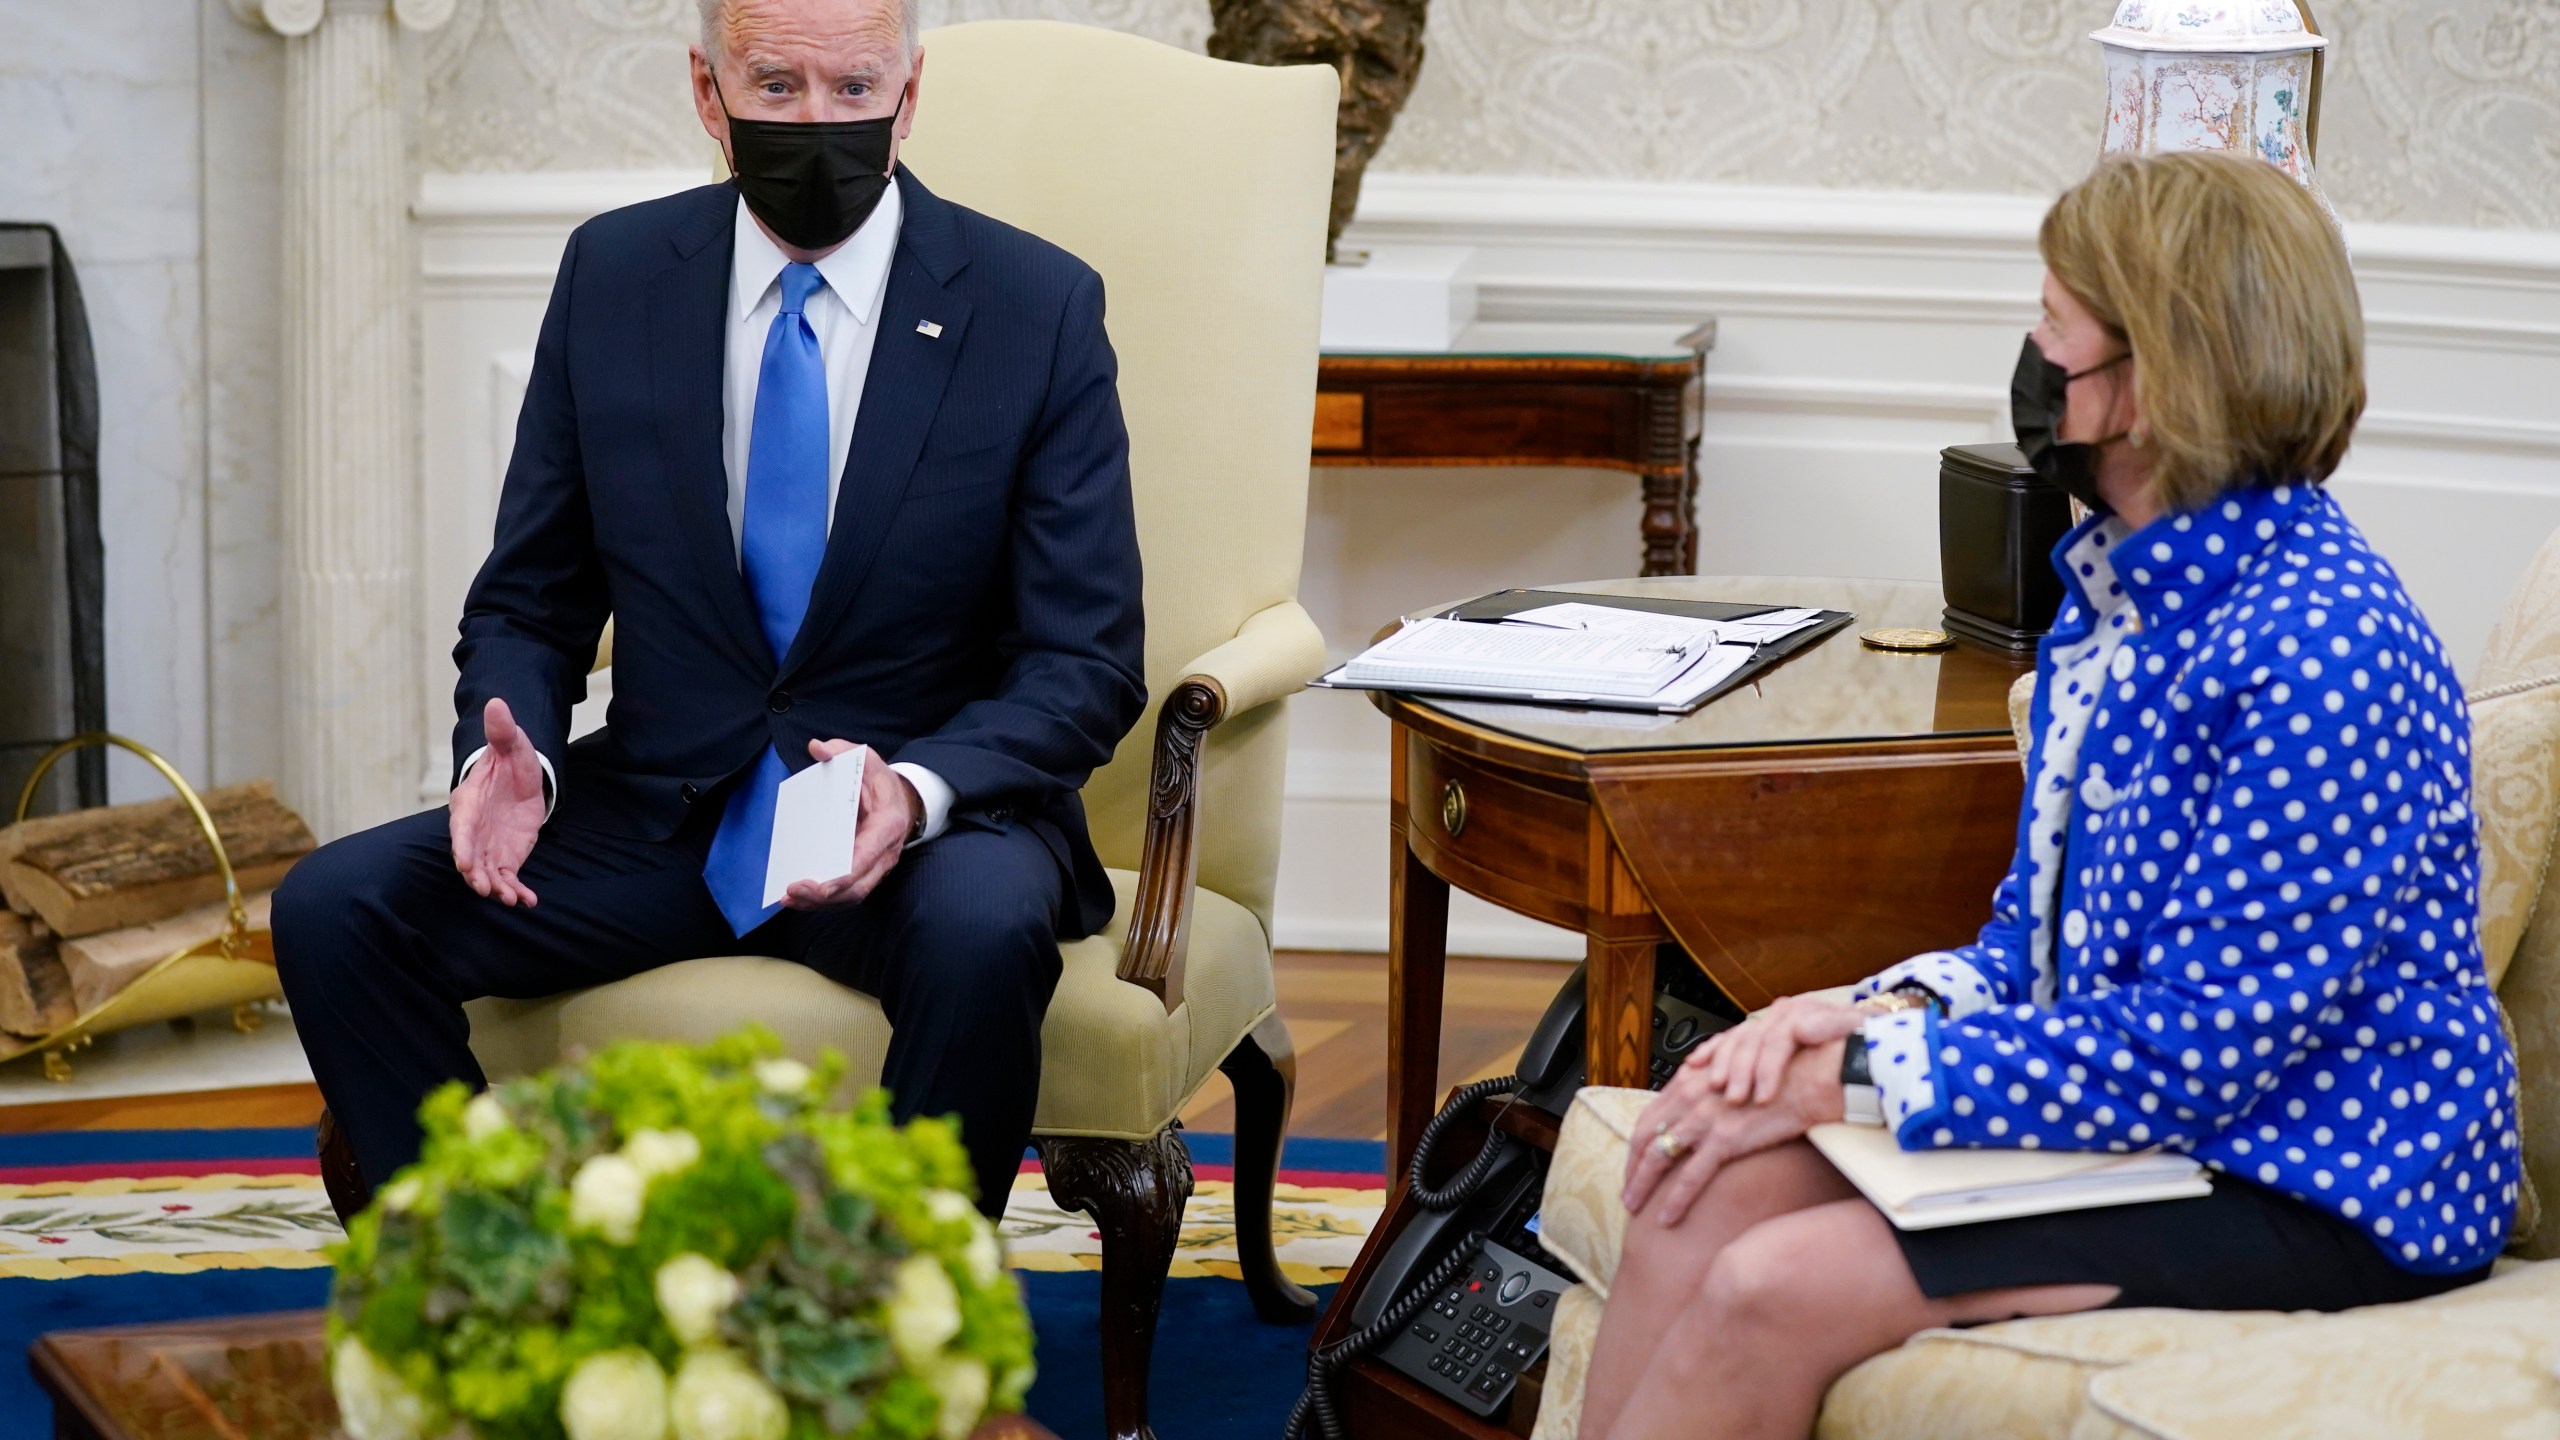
[1282,1073,1525,1440]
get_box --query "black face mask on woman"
[2009,333,2132,513]
[718,77,904,251]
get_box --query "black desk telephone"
[1287,951,1741,1440]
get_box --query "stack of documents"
[1808,1122,2210,1230]
[1322,601,1830,713]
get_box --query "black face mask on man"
[717,76,903,252]
[2009,333,2132,513]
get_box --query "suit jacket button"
[767,690,793,714]
[680,783,699,804]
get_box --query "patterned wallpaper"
[418,0,2560,229]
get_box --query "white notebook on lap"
[1808,1122,2211,1230]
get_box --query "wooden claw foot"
[1033,1127,1193,1440]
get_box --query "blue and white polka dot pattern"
[1855,483,2521,1274]
[1853,950,2001,1019]
[1862,1006,1940,1130]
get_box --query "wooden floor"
[0,952,1566,1142]
[1181,952,1567,1140]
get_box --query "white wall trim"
[417,168,2560,366]
[1274,915,1586,962]
[1349,170,2560,270]
[1347,172,2560,367]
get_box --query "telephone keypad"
[1381,1239,1573,1420]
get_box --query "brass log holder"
[5,734,281,1081]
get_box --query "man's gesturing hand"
[449,697,549,908]
[782,740,921,910]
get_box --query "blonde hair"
[2038,151,2364,514]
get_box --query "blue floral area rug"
[0,1127,1378,1440]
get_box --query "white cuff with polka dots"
[1853,951,2001,1019]
[1860,1009,1939,1138]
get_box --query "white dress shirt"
[462,176,956,846]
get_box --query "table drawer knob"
[1440,779,1468,838]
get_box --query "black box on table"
[1938,441,2070,652]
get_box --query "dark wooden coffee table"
[31,1309,1063,1440]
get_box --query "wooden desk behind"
[1374,576,2035,1172]
[1314,323,1716,577]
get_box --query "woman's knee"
[1623,1141,1840,1262]
[1695,1220,1826,1332]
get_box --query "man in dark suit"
[275,0,1144,1215]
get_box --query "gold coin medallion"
[1860,626,1956,653]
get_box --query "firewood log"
[0,781,311,938]
[0,911,75,1039]
[57,890,276,1015]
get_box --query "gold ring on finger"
[1652,1128,1690,1161]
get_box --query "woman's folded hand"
[1620,1035,1850,1226]
[1687,993,1867,1105]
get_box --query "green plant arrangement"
[325,1027,1034,1440]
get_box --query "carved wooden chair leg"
[1033,1127,1193,1440]
[1218,1012,1319,1323]
[315,1106,367,1224]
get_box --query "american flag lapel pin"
[916,319,943,338]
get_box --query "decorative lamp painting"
[2093,0,2334,223]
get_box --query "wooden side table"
[1313,324,1716,577]
[1375,576,2036,1174]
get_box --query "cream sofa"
[1528,525,2560,1440]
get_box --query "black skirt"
[1889,1174,2492,1312]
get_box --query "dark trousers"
[273,803,1064,1215]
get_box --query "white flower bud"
[995,1359,1037,1410]
[331,1337,441,1440]
[928,1356,991,1440]
[461,1093,510,1141]
[886,1254,963,1364]
[963,1218,1003,1287]
[621,1127,702,1180]
[669,1348,789,1440]
[924,1189,974,1226]
[654,1252,742,1346]
[377,1175,423,1215]
[752,1058,812,1096]
[569,1153,647,1245]
[560,1348,670,1440]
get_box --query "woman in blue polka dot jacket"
[1577,152,2522,1440]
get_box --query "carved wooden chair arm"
[1115,599,1328,1012]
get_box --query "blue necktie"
[704,262,833,936]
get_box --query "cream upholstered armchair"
[1526,525,2560,1440]
[327,23,1338,1440]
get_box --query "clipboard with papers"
[1315,589,1857,714]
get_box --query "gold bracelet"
[1853,990,1929,1017]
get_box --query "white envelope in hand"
[763,748,865,906]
